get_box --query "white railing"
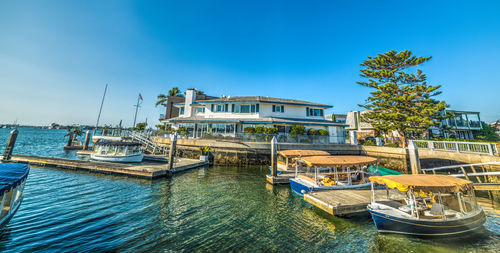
[413,140,498,155]
[130,132,168,155]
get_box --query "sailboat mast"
[133,95,140,129]
[95,83,108,131]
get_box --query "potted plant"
[199,146,211,162]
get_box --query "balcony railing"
[413,140,498,155]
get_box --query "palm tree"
[168,87,182,97]
[196,90,205,95]
[155,94,167,107]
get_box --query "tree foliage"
[357,50,449,147]
[169,87,183,97]
[477,122,500,142]
[155,94,167,107]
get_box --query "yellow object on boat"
[369,174,473,193]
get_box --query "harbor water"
[0,128,499,252]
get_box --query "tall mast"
[95,83,108,131]
[133,95,140,129]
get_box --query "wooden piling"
[2,129,18,161]
[83,130,91,150]
[168,133,177,171]
[408,140,422,174]
[271,136,277,177]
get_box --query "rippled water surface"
[0,128,499,252]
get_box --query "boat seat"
[377,200,404,209]
[430,203,445,215]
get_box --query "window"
[179,107,184,115]
[197,107,205,113]
[232,104,258,114]
[307,108,323,117]
[213,104,228,112]
[272,105,284,113]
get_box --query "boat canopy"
[95,141,142,146]
[369,175,473,193]
[298,155,377,167]
[277,150,330,158]
[0,163,29,195]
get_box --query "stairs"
[130,132,169,156]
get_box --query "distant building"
[346,109,482,140]
[438,110,482,139]
[326,114,347,124]
[161,89,347,143]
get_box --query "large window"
[179,107,185,115]
[211,104,229,112]
[232,104,259,114]
[196,107,205,113]
[306,107,324,117]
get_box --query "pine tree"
[357,50,449,147]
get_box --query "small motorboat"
[90,141,144,163]
[367,174,486,236]
[272,150,330,175]
[289,155,378,196]
[0,163,29,228]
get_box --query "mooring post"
[168,133,178,171]
[83,130,91,150]
[66,132,73,147]
[408,140,422,174]
[349,131,358,145]
[271,136,277,177]
[2,129,19,161]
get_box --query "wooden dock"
[303,189,379,216]
[1,154,208,179]
[266,174,294,184]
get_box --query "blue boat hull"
[368,208,486,236]
[290,178,371,196]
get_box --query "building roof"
[163,116,347,127]
[197,96,332,108]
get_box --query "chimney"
[184,89,196,117]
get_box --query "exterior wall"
[197,103,325,120]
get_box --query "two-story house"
[161,89,347,143]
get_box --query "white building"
[161,89,347,143]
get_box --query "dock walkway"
[1,154,208,179]
[303,189,381,216]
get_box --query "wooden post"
[271,136,277,177]
[408,140,422,174]
[66,132,73,147]
[83,130,91,150]
[2,129,18,161]
[168,133,178,171]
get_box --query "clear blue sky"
[1,0,499,126]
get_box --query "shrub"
[363,140,376,146]
[263,127,278,135]
[384,143,399,148]
[289,125,306,136]
[318,129,329,136]
[307,129,318,136]
[244,127,255,134]
[255,126,265,134]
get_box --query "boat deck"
[2,154,208,179]
[303,189,385,216]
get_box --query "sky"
[1,0,499,126]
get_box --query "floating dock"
[303,189,381,216]
[1,154,208,179]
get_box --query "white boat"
[91,141,144,163]
[0,163,29,228]
[367,174,486,236]
[289,155,378,196]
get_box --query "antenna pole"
[95,83,108,131]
